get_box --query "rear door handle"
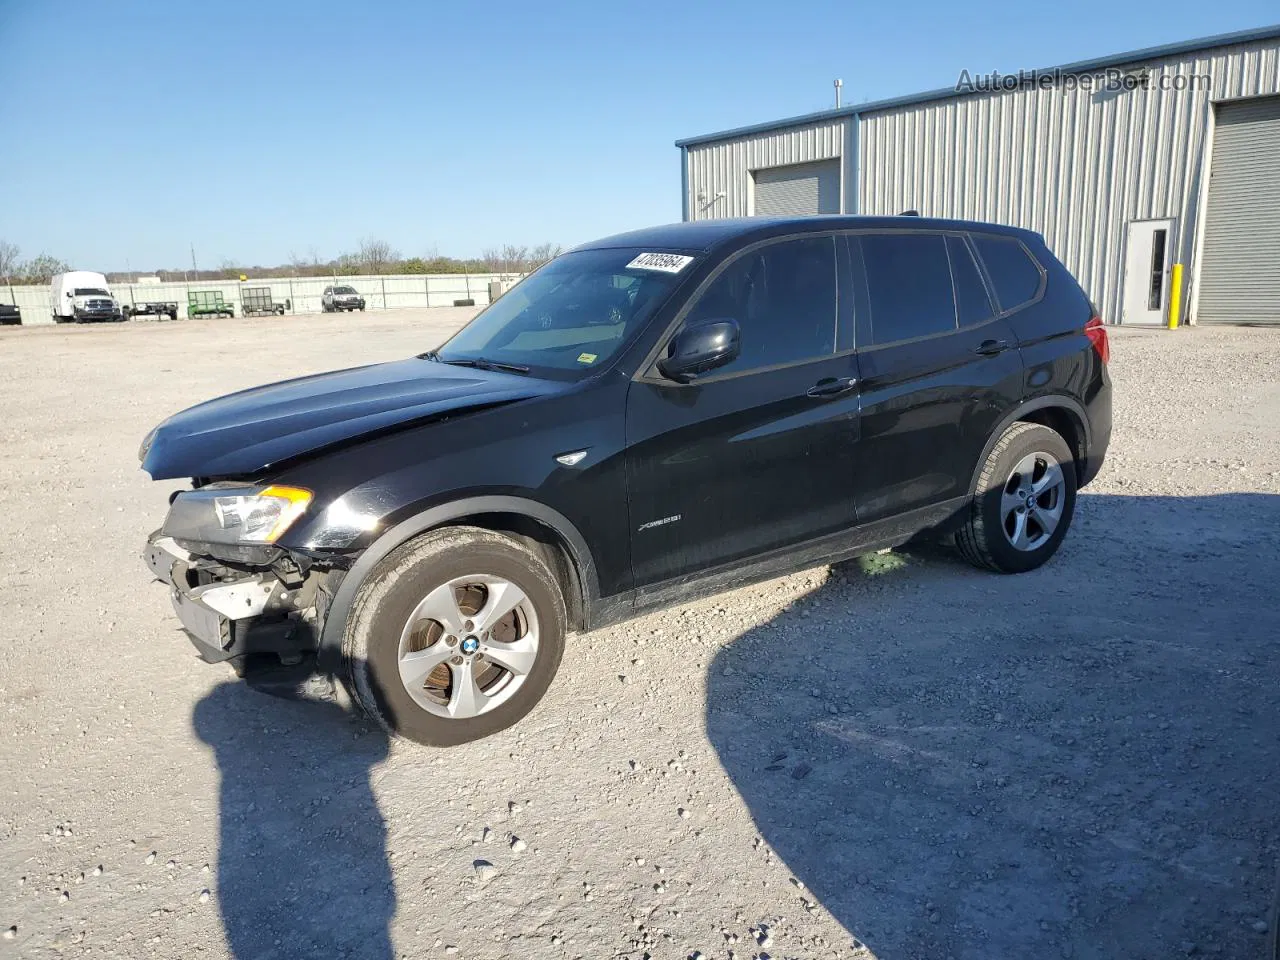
[974,339,1011,357]
[806,376,859,399]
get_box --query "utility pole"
[190,243,199,280]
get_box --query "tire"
[956,421,1077,573]
[342,526,567,746]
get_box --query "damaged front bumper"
[143,532,324,670]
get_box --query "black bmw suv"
[141,217,1111,746]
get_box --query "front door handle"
[806,376,859,399]
[974,339,1011,356]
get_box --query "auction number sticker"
[626,252,694,274]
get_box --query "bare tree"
[0,241,19,283]
[480,247,502,272]
[358,237,399,275]
[499,244,528,274]
[18,254,70,284]
[527,242,563,270]
[334,252,362,276]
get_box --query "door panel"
[624,233,859,588]
[625,356,860,586]
[853,322,1023,522]
[847,232,1024,523]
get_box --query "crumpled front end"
[143,530,341,697]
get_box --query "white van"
[51,271,123,323]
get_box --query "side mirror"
[65,291,73,297]
[657,319,740,383]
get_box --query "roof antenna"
[834,78,843,109]
[900,209,920,216]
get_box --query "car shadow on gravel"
[706,493,1280,960]
[193,682,393,959]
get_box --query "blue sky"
[0,0,1275,271]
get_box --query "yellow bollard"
[1167,263,1184,329]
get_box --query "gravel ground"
[0,312,1277,960]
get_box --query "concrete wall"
[2,273,520,324]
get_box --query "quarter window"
[680,235,836,375]
[972,235,1043,312]
[859,233,957,344]
[947,236,996,328]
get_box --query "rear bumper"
[1080,379,1112,487]
[143,533,318,665]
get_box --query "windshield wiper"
[436,356,531,374]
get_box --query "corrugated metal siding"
[857,37,1280,325]
[1197,95,1280,324]
[686,118,847,220]
[753,159,841,215]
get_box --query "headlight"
[162,485,313,546]
[138,425,159,463]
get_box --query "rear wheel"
[956,421,1076,573]
[343,526,567,746]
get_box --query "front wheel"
[342,526,567,746]
[956,421,1077,573]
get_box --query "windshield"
[333,286,357,294]
[73,287,110,296]
[436,248,691,379]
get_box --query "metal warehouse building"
[676,25,1280,327]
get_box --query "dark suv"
[141,217,1111,746]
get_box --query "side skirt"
[585,496,969,630]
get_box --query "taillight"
[1085,315,1109,365]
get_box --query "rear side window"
[946,236,996,327]
[972,235,1043,312]
[683,235,836,375]
[859,233,956,344]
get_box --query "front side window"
[437,248,688,380]
[972,235,1043,312]
[859,232,957,344]
[679,235,836,376]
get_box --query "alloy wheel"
[1000,451,1066,551]
[396,574,540,719]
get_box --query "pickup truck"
[0,303,20,326]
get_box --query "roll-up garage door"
[1197,95,1280,325]
[752,160,840,216]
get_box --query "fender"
[968,395,1092,496]
[315,495,600,667]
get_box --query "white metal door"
[1121,219,1174,325]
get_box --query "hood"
[141,357,559,480]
